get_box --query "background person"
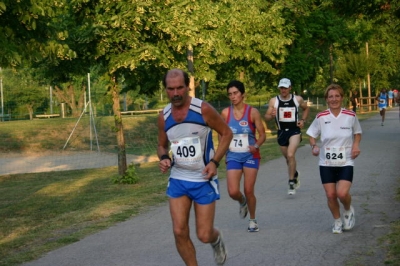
[350,90,359,113]
[220,80,266,232]
[394,89,399,107]
[396,91,400,119]
[388,89,394,108]
[157,69,233,266]
[376,88,388,126]
[306,83,362,234]
[264,78,309,195]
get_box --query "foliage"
[1,68,48,119]
[111,163,139,184]
[0,0,76,67]
[279,2,361,94]
[1,0,400,116]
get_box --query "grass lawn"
[1,107,398,265]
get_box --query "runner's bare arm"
[264,98,276,121]
[157,113,171,173]
[251,108,266,152]
[351,133,362,159]
[203,103,232,162]
[202,102,233,179]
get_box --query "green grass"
[0,115,159,155]
[1,107,396,266]
[0,164,168,266]
[382,220,400,265]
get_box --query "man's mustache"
[172,96,183,101]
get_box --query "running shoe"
[288,181,296,195]
[247,220,259,232]
[239,195,248,219]
[294,171,300,190]
[211,234,227,265]
[381,122,384,126]
[332,220,343,234]
[343,206,355,230]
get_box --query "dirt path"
[0,151,159,175]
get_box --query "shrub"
[111,163,139,184]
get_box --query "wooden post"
[366,42,372,112]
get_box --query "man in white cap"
[264,78,309,195]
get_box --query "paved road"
[23,109,400,266]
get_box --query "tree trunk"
[329,44,334,84]
[53,84,86,117]
[187,45,195,98]
[111,77,127,175]
[359,79,362,111]
[27,104,34,120]
[366,42,372,111]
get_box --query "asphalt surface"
[23,109,400,266]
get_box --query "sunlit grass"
[0,165,168,266]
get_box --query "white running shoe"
[332,220,343,234]
[288,181,296,195]
[343,206,355,230]
[212,234,227,265]
[247,220,259,232]
[239,196,248,219]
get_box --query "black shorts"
[277,129,302,146]
[319,166,353,184]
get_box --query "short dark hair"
[162,69,190,87]
[226,80,245,94]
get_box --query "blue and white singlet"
[378,93,387,109]
[163,98,216,182]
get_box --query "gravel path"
[0,151,158,175]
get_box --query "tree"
[278,2,361,94]
[1,68,48,119]
[0,0,76,68]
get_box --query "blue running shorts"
[226,158,260,170]
[166,177,220,205]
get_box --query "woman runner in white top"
[306,84,362,234]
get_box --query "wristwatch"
[210,159,220,168]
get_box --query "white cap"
[278,78,291,88]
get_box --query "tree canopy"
[2,0,399,96]
[1,0,400,173]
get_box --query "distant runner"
[264,78,309,195]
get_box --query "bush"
[111,163,139,184]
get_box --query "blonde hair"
[324,84,344,99]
